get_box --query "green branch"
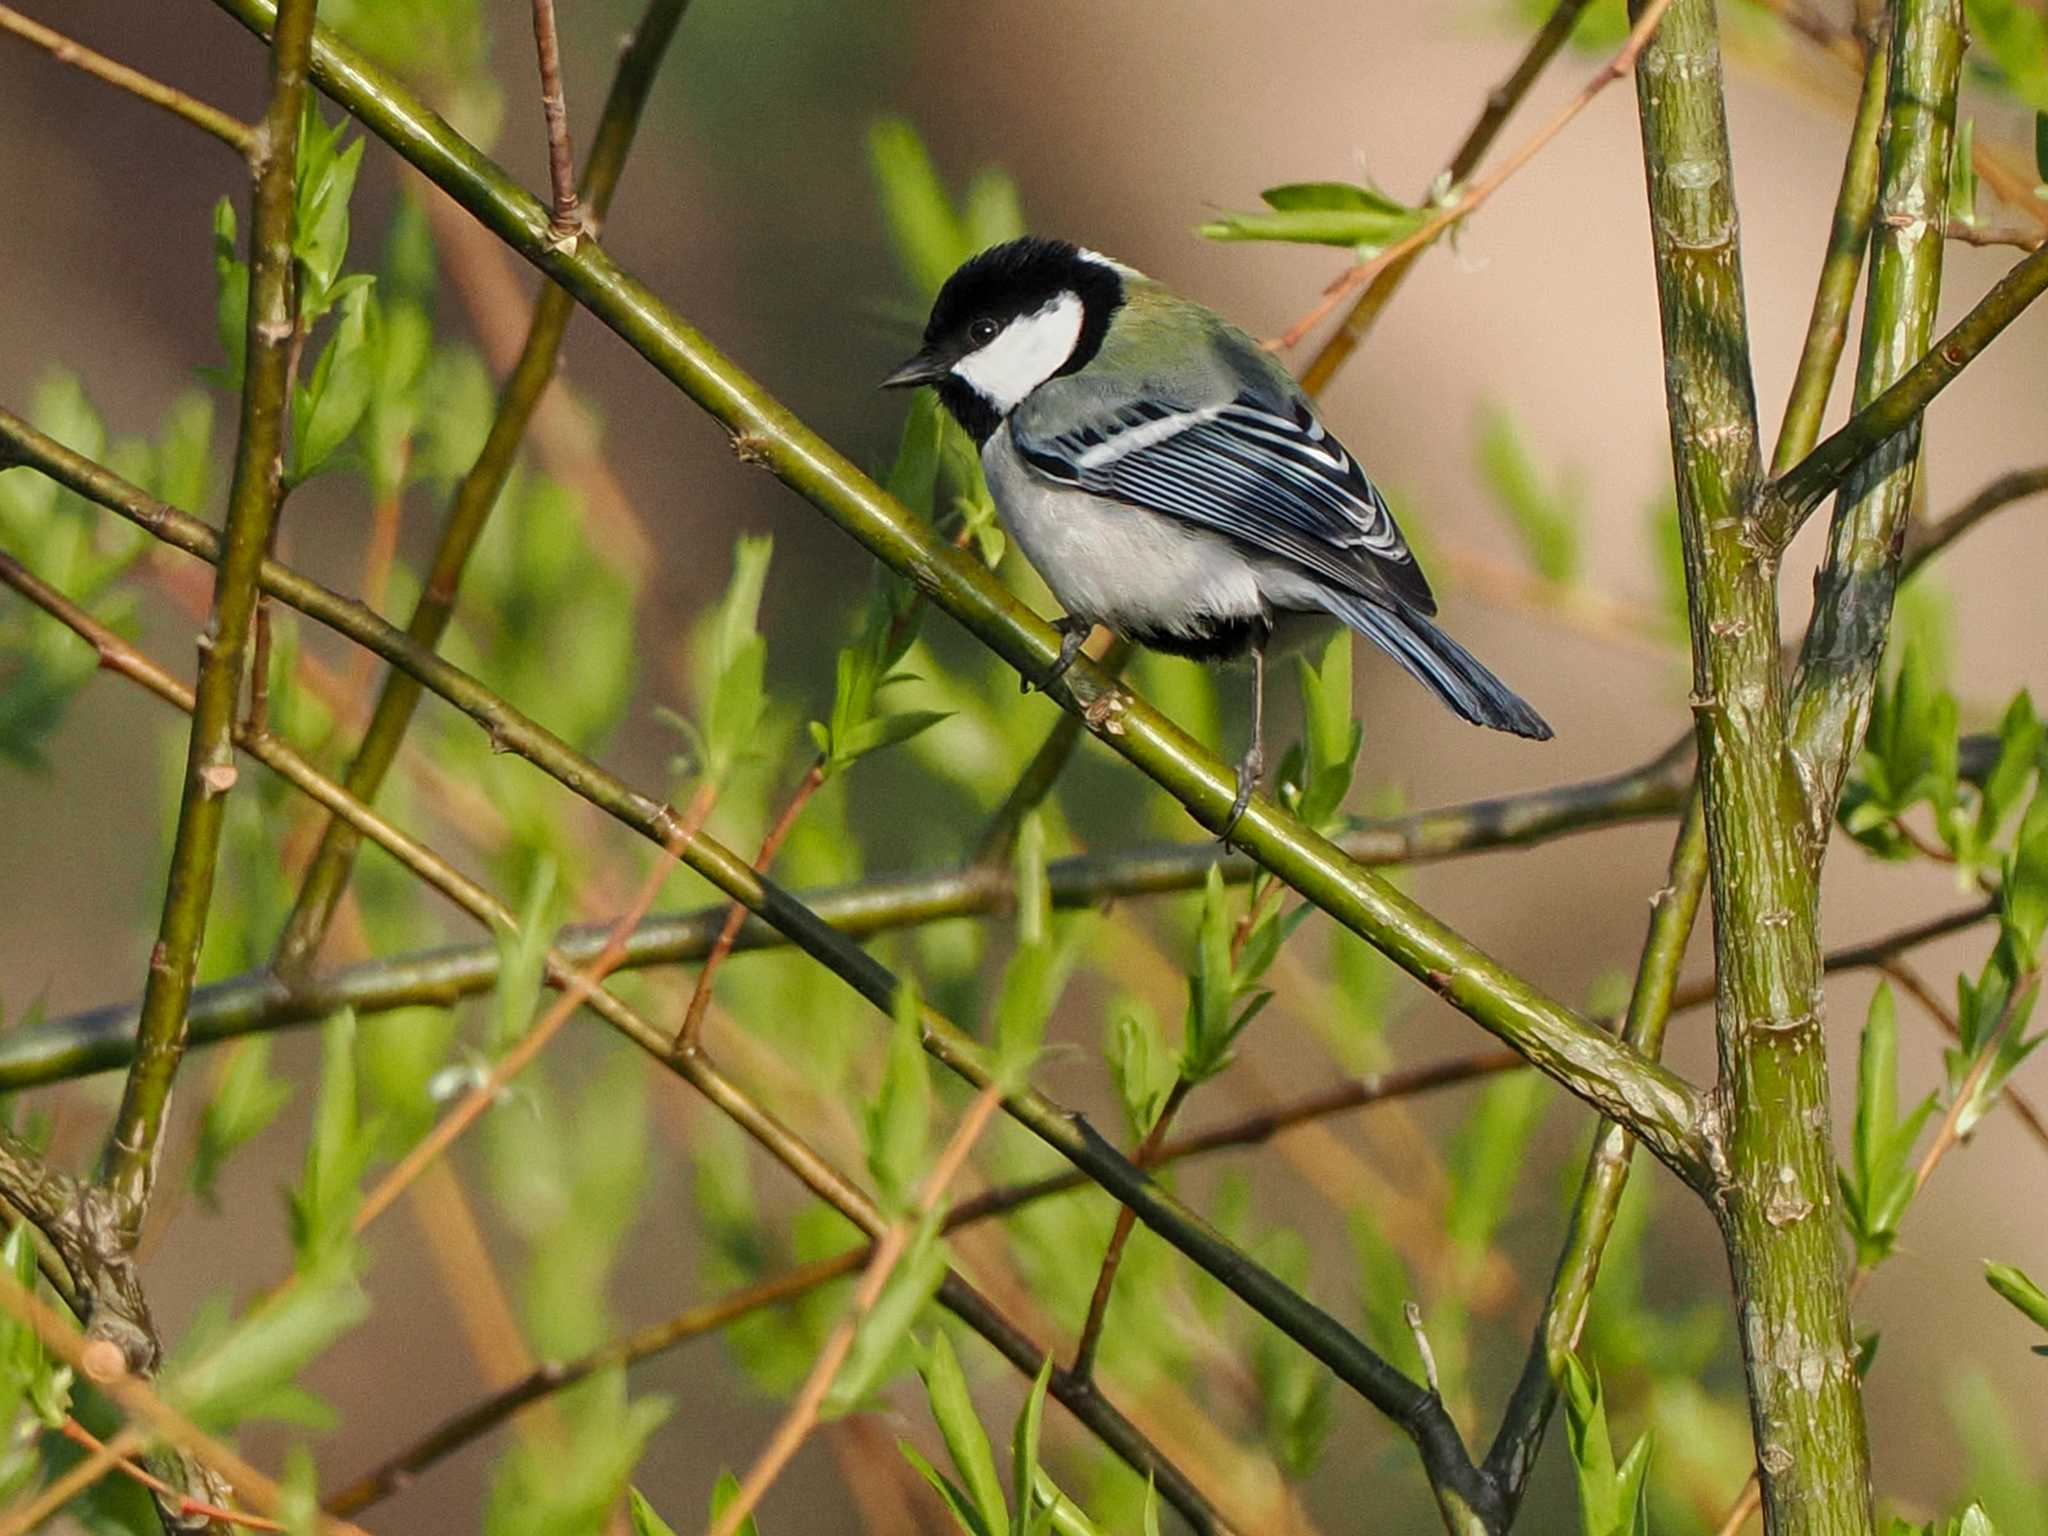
[1772,26,1891,476]
[1484,794,1706,1508]
[1766,237,2048,541]
[205,0,1714,1188]
[1628,0,1877,1528]
[0,738,1686,1087]
[101,0,318,1245]
[0,420,1466,1519]
[271,0,692,979]
[0,547,1233,1535]
[1787,0,1966,854]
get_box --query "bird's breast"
[982,429,1269,648]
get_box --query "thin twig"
[331,1050,1517,1517]
[708,1084,1007,1536]
[1298,0,1596,397]
[1272,0,1677,352]
[271,0,691,979]
[0,3,255,153]
[1071,1076,1194,1382]
[351,779,720,1235]
[0,1265,364,1535]
[0,1423,147,1536]
[1880,959,2048,1153]
[529,0,583,246]
[53,1419,286,1533]
[1,553,1229,1530]
[675,761,823,1052]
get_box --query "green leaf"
[193,1037,294,1209]
[707,1474,761,1536]
[294,107,365,313]
[1285,629,1362,827]
[1348,1206,1422,1379]
[1444,1071,1549,1269]
[901,1441,997,1536]
[1009,1354,1052,1536]
[825,1215,949,1414]
[291,282,377,484]
[1199,190,1429,255]
[1966,0,2048,115]
[1986,1260,2048,1352]
[627,1487,681,1536]
[1199,180,1429,256]
[918,1331,1008,1536]
[166,1249,367,1433]
[211,198,250,390]
[993,919,1088,1081]
[960,169,1026,253]
[1561,1355,1654,1536]
[1106,1003,1175,1142]
[867,979,933,1211]
[1839,985,1938,1268]
[869,118,967,298]
[1477,401,1584,584]
[0,1225,69,1430]
[287,1009,375,1264]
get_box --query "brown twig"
[350,779,721,1235]
[1070,1076,1195,1383]
[529,0,583,247]
[1273,0,1678,352]
[1297,0,1597,397]
[0,3,255,154]
[329,1049,1516,1517]
[52,1420,286,1533]
[708,1084,1007,1536]
[0,1265,364,1535]
[674,761,825,1052]
[0,1423,147,1536]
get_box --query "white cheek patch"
[952,291,1084,412]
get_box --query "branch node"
[1403,1300,1442,1396]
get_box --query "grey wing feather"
[1010,392,1436,615]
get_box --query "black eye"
[968,317,1000,346]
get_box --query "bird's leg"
[1221,634,1267,842]
[1024,615,1093,694]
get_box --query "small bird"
[883,236,1551,834]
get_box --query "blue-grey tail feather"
[1319,590,1553,741]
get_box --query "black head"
[881,237,1126,443]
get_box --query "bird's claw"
[1219,742,1263,846]
[1023,617,1093,695]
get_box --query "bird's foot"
[1023,616,1093,695]
[1219,740,1264,845]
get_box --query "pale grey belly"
[982,431,1331,646]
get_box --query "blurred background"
[2,0,2046,1531]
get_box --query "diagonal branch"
[0,550,1234,1535]
[1764,237,2048,541]
[271,0,692,980]
[100,0,318,1250]
[0,3,255,154]
[206,0,1714,1188]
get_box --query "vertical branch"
[530,0,582,244]
[1483,796,1706,1506]
[270,0,690,980]
[1773,27,1892,474]
[1788,0,1965,849]
[100,0,320,1242]
[1628,0,1877,1530]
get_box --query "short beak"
[880,350,946,390]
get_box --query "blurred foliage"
[0,6,2045,1534]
